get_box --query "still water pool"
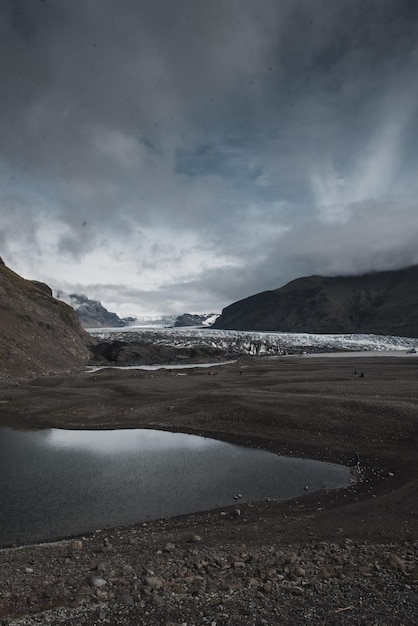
[0,428,351,546]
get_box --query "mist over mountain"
[56,292,136,329]
[56,291,219,330]
[0,260,93,378]
[213,266,418,337]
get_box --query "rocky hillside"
[213,265,418,337]
[0,260,94,378]
[56,292,135,328]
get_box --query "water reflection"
[86,360,236,373]
[0,427,351,547]
[47,428,212,452]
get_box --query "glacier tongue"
[88,326,418,355]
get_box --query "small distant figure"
[353,450,364,481]
[354,370,365,378]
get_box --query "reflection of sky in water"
[47,428,213,452]
[86,360,236,373]
[0,427,352,547]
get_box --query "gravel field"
[1,355,417,624]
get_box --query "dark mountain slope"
[213,266,418,337]
[0,259,94,378]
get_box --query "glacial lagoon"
[0,427,352,546]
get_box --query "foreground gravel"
[1,356,417,624]
[1,512,417,626]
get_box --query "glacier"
[88,326,418,357]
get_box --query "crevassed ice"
[87,327,418,355]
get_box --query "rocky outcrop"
[214,265,418,337]
[0,262,94,378]
[30,280,53,297]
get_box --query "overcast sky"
[1,0,418,318]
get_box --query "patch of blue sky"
[174,136,314,218]
[0,164,55,213]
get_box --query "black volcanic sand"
[0,355,417,625]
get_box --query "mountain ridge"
[173,313,219,327]
[56,292,135,329]
[213,265,418,337]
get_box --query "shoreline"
[0,355,417,623]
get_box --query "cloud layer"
[1,0,418,316]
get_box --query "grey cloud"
[48,196,418,317]
[1,1,418,314]
[211,200,418,305]
[53,281,223,318]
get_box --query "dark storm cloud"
[1,0,418,314]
